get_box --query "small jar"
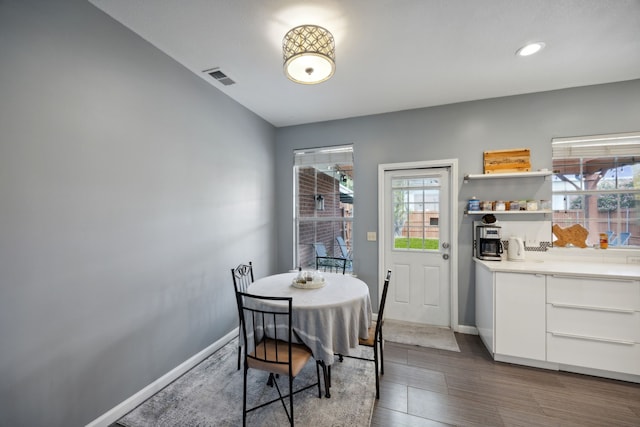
[599,233,608,249]
[468,197,480,211]
[540,199,551,210]
[526,200,538,211]
[519,200,527,211]
[481,201,493,211]
[509,201,520,211]
[494,200,506,211]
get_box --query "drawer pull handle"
[550,274,636,283]
[549,303,635,314]
[550,331,635,346]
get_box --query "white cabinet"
[474,259,640,382]
[474,265,546,361]
[546,275,640,376]
[475,263,494,354]
[495,272,546,360]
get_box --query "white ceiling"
[90,0,640,127]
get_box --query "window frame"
[293,145,354,269]
[551,132,640,248]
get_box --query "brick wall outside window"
[296,167,353,269]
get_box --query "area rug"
[384,320,460,352]
[117,338,375,427]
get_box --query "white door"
[382,167,451,326]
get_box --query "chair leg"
[315,361,322,398]
[242,366,248,427]
[379,336,385,376]
[317,361,331,398]
[237,320,242,370]
[373,342,380,399]
[288,374,294,426]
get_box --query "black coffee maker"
[475,224,503,261]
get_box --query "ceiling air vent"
[204,67,236,86]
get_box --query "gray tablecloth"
[247,272,372,365]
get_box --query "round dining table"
[248,272,373,367]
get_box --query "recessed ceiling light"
[516,42,545,57]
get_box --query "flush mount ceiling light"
[516,42,546,57]
[283,25,335,84]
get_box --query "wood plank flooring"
[371,333,640,427]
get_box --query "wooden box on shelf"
[484,148,531,174]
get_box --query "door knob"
[442,254,449,260]
[442,242,450,249]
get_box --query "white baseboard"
[456,324,478,335]
[86,329,238,427]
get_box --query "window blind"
[552,132,640,159]
[294,145,353,167]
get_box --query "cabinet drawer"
[547,304,640,342]
[547,276,639,311]
[547,333,640,375]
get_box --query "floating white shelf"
[464,170,552,181]
[465,210,552,215]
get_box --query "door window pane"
[392,177,440,251]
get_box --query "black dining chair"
[238,292,322,426]
[335,236,353,270]
[231,262,254,370]
[315,256,347,274]
[337,269,392,399]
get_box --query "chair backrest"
[231,262,254,325]
[315,256,347,274]
[374,270,392,340]
[335,236,351,259]
[313,242,328,257]
[619,232,631,245]
[231,262,254,294]
[238,292,293,373]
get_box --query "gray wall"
[2,0,640,425]
[275,79,640,324]
[0,0,276,425]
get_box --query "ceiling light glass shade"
[516,42,545,57]
[283,25,335,84]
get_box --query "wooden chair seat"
[248,338,313,377]
[358,322,377,347]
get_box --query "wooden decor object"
[552,224,589,248]
[483,148,531,174]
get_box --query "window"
[294,145,354,269]
[392,176,441,250]
[552,132,640,247]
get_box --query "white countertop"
[474,257,640,280]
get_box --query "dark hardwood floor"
[371,333,640,427]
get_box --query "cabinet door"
[495,272,546,360]
[475,263,495,354]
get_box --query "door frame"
[378,159,459,331]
